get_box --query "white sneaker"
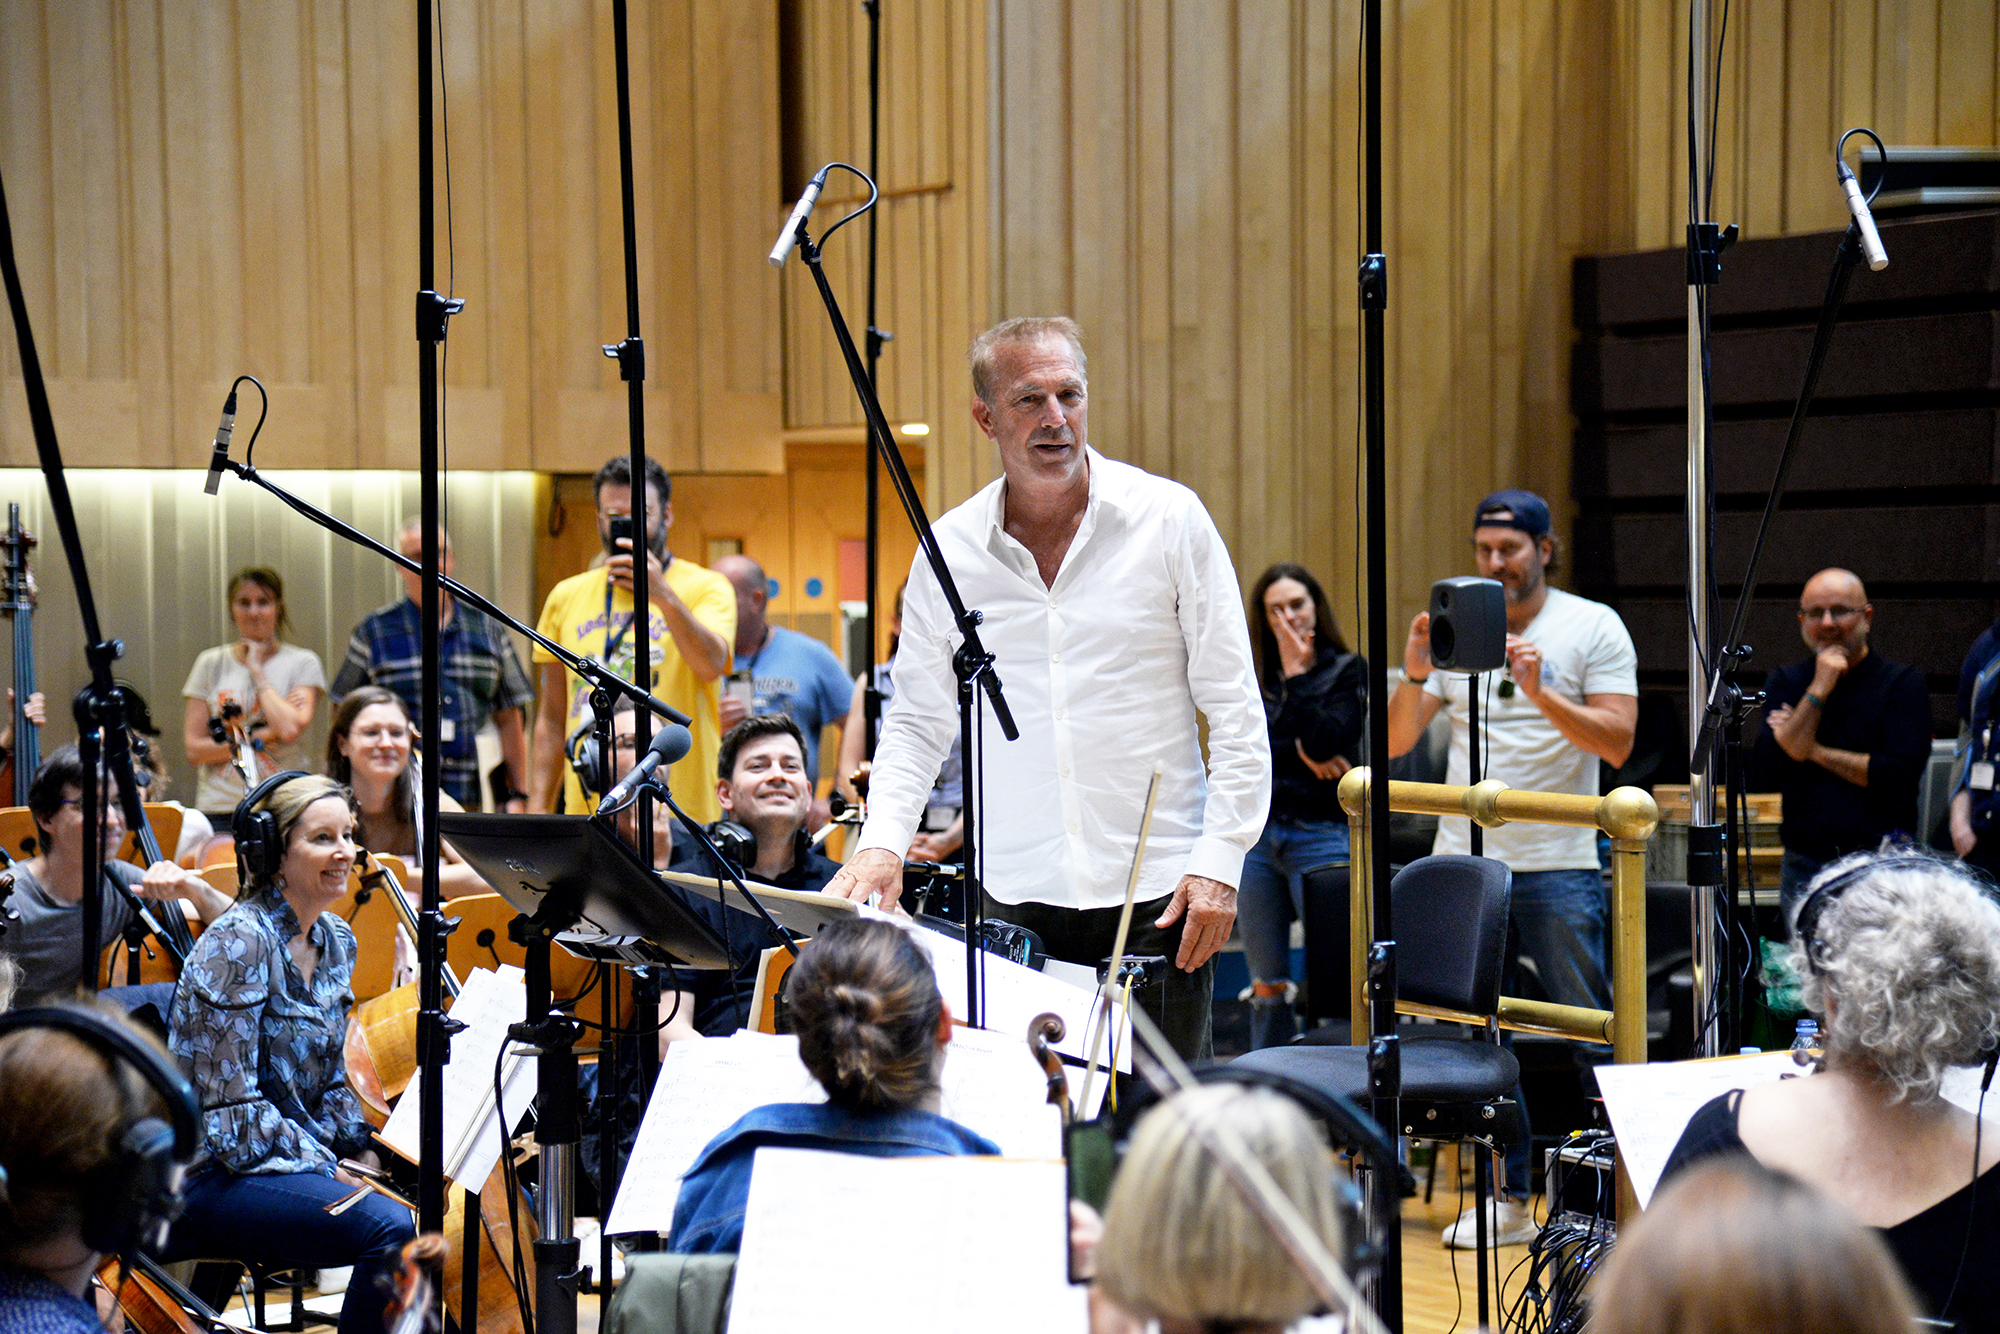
[1441,1199,1537,1248]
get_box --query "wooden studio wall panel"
[778,0,993,517]
[0,0,786,475]
[984,1,1630,634]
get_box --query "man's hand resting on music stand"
[826,845,904,910]
[1155,874,1237,971]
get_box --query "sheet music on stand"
[726,1148,1087,1334]
[380,965,536,1192]
[1600,1050,2000,1209]
[867,907,1129,1075]
[602,1026,1081,1237]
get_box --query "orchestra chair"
[1298,859,1352,1036]
[601,1253,736,1334]
[439,891,636,1034]
[1232,854,1522,1311]
[0,801,184,865]
[326,853,412,1003]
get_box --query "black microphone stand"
[1357,1,1403,1325]
[861,0,890,762]
[783,166,1018,1026]
[1689,137,1884,1056]
[598,0,656,1288]
[0,163,167,1003]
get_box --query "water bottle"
[1790,1018,1821,1067]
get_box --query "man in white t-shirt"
[1386,488,1638,1246]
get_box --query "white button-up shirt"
[857,449,1270,910]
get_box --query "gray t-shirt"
[2,859,141,1005]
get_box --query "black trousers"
[983,892,1214,1061]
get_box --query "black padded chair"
[1233,854,1522,1316]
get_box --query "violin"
[1029,1012,1073,1126]
[93,1254,215,1334]
[341,848,535,1334]
[382,1233,448,1334]
[0,505,38,807]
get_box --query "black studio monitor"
[1428,576,1506,673]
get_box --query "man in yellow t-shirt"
[529,455,736,821]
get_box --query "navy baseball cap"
[1473,489,1551,538]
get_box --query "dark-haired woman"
[666,916,998,1254]
[181,567,326,820]
[163,774,413,1334]
[1239,564,1366,1048]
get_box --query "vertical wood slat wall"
[3,0,1999,633]
[0,0,785,475]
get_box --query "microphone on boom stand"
[768,166,830,269]
[596,723,693,815]
[202,390,237,496]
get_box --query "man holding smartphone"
[528,454,736,821]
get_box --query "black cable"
[493,1037,536,1334]
[231,375,272,468]
[1939,1073,1990,1322]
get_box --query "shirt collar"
[268,893,307,942]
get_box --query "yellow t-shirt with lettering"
[533,560,736,821]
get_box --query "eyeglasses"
[1799,605,1863,622]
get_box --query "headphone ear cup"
[79,1117,181,1257]
[567,725,602,799]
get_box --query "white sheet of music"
[379,965,536,1192]
[602,1027,1066,1238]
[886,912,1131,1074]
[726,1148,1087,1334]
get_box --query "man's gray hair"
[1795,851,2000,1102]
[968,316,1087,405]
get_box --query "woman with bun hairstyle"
[666,916,998,1254]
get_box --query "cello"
[342,848,537,1334]
[0,505,39,806]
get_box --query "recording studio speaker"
[1428,576,1507,672]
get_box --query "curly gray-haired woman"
[1661,850,2000,1331]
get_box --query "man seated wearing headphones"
[0,746,230,1013]
[0,1000,199,1334]
[665,713,840,1039]
[163,772,414,1334]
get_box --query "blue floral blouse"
[167,893,373,1175]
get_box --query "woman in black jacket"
[1240,563,1366,1048]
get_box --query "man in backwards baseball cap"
[1384,484,1639,1248]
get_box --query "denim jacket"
[665,1101,1000,1254]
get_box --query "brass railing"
[1338,769,1660,1065]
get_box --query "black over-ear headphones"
[0,1006,201,1256]
[1794,850,1948,975]
[566,722,602,799]
[231,769,311,882]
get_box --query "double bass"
[1,504,39,807]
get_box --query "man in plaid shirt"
[331,522,535,810]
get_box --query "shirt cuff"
[1183,836,1248,890]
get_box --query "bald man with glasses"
[1754,568,1932,925]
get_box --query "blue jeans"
[1499,867,1610,1200]
[1238,819,1350,1049]
[168,1167,415,1334]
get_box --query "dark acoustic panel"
[1578,505,2000,589]
[1573,408,2000,499]
[1610,597,1997,679]
[1574,312,2000,416]
[1573,210,2000,330]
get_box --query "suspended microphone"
[202,389,238,495]
[768,166,830,269]
[596,722,693,815]
[1836,160,1889,272]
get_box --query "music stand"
[657,868,860,939]
[439,813,733,970]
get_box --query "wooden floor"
[1395,1142,1546,1334]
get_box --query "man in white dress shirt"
[827,317,1270,1058]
